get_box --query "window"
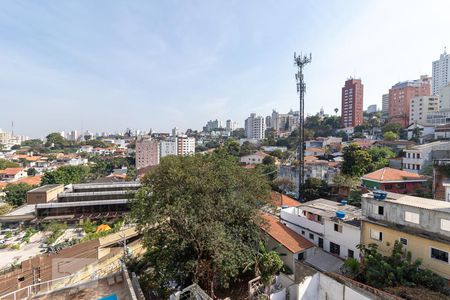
[399,238,408,246]
[334,223,343,233]
[370,229,383,241]
[441,219,450,232]
[431,248,449,263]
[405,211,420,224]
[301,230,305,235]
[330,242,340,255]
[309,233,314,240]
[317,215,322,223]
[378,206,384,215]
[348,249,354,259]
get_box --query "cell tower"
[294,52,311,200]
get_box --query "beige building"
[409,95,439,124]
[135,137,160,170]
[26,184,64,204]
[361,192,450,279]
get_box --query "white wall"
[324,219,361,260]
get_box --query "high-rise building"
[432,49,450,96]
[367,104,377,114]
[160,139,178,157]
[382,94,389,115]
[265,116,272,129]
[244,113,266,140]
[440,83,450,110]
[388,75,431,127]
[341,78,364,128]
[270,109,298,134]
[177,135,195,156]
[135,137,160,169]
[409,95,440,124]
[225,119,238,132]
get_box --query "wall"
[264,235,295,272]
[361,221,450,279]
[281,207,324,236]
[324,219,360,260]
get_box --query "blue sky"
[1,0,449,138]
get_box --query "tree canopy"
[131,152,271,296]
[342,144,372,177]
[302,178,329,201]
[4,183,35,207]
[0,159,20,170]
[41,165,89,185]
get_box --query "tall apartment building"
[160,139,178,157]
[361,192,450,279]
[402,141,450,173]
[432,49,450,96]
[409,95,440,124]
[367,104,377,114]
[341,78,364,128]
[244,113,266,140]
[382,94,389,115]
[270,110,298,134]
[440,84,450,110]
[388,75,431,127]
[176,135,195,156]
[225,119,238,132]
[135,137,160,169]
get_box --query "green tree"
[255,242,284,296]
[4,183,35,207]
[302,178,329,201]
[381,123,402,135]
[223,139,240,157]
[262,155,275,165]
[45,133,68,148]
[27,168,37,176]
[271,177,295,193]
[131,153,271,296]
[383,131,398,141]
[342,144,372,177]
[367,146,396,172]
[240,141,256,156]
[0,159,20,170]
[21,139,44,152]
[41,165,89,185]
[231,128,245,139]
[410,127,422,143]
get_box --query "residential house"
[261,213,315,273]
[0,168,27,181]
[435,124,450,140]
[402,141,450,173]
[361,192,450,279]
[361,167,427,194]
[304,147,325,156]
[240,151,269,165]
[406,123,435,142]
[281,199,362,261]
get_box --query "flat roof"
[72,181,140,189]
[28,184,63,193]
[364,192,450,212]
[59,190,134,198]
[5,204,35,216]
[300,199,362,219]
[36,199,129,209]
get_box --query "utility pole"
[294,52,312,200]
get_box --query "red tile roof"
[0,168,24,175]
[261,214,314,253]
[362,167,427,182]
[271,192,300,207]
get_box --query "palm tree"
[334,108,339,115]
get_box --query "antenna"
[294,51,312,200]
[11,120,14,136]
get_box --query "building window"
[309,233,314,240]
[441,219,450,232]
[370,229,383,241]
[378,206,384,215]
[399,238,408,246]
[301,230,305,235]
[405,211,420,224]
[334,223,343,233]
[348,249,354,259]
[330,242,340,256]
[431,248,449,263]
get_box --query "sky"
[1,0,450,138]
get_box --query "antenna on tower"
[294,51,312,200]
[11,120,14,136]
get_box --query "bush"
[10,244,20,250]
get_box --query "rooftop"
[261,214,314,253]
[407,141,449,150]
[270,191,300,208]
[299,199,361,219]
[28,184,63,193]
[0,167,24,175]
[363,192,450,212]
[362,167,427,183]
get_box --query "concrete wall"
[27,185,64,204]
[361,221,450,279]
[324,219,360,260]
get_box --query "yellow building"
[361,192,450,280]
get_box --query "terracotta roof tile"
[362,167,427,182]
[270,192,300,207]
[0,168,24,175]
[261,214,314,253]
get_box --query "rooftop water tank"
[341,200,348,206]
[336,211,346,219]
[373,190,388,200]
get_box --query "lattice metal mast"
[294,52,311,199]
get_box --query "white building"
[135,137,160,169]
[409,95,440,124]
[176,135,195,156]
[160,139,178,157]
[244,113,266,140]
[432,49,450,96]
[240,151,269,165]
[402,141,450,173]
[406,123,435,141]
[426,109,450,125]
[382,94,389,114]
[366,104,377,114]
[281,199,361,261]
[225,119,239,132]
[440,84,450,110]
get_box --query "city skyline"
[1,0,450,137]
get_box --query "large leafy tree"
[45,132,68,148]
[131,152,271,296]
[302,178,329,201]
[342,144,372,177]
[4,183,35,207]
[41,165,89,185]
[367,146,396,172]
[0,159,20,170]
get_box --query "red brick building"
[341,78,364,128]
[388,75,431,127]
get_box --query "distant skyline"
[1,0,450,138]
